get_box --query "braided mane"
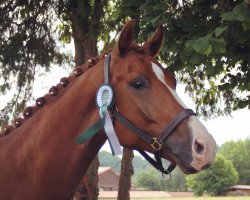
[0,55,104,137]
[0,45,146,137]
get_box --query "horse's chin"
[161,154,197,175]
[161,151,198,175]
[173,154,198,175]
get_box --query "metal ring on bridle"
[162,171,171,182]
[150,138,163,151]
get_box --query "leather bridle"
[104,54,196,177]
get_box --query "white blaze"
[151,62,187,109]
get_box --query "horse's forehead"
[150,61,176,88]
[114,53,152,73]
[114,53,176,87]
[136,56,176,87]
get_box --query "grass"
[99,197,250,200]
[133,198,250,200]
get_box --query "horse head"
[106,20,216,174]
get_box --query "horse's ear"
[115,20,135,55]
[143,25,164,57]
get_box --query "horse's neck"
[0,61,107,199]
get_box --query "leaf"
[204,44,212,56]
[218,83,231,91]
[189,53,203,65]
[221,12,235,21]
[205,65,216,76]
[209,38,227,54]
[150,15,162,24]
[242,22,250,30]
[233,3,250,22]
[186,35,215,56]
[214,26,227,37]
[186,37,208,54]
[221,3,250,23]
[194,38,210,54]
[247,82,250,90]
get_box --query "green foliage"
[57,23,72,44]
[136,0,250,118]
[98,151,152,172]
[221,3,250,30]
[0,1,72,125]
[136,168,162,191]
[219,138,250,184]
[132,154,151,170]
[99,151,187,192]
[1,0,250,125]
[186,154,238,196]
[98,151,121,172]
[135,167,187,191]
[164,168,187,192]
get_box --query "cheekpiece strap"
[104,53,111,83]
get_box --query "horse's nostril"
[195,139,205,154]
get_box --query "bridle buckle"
[162,171,171,182]
[150,138,163,151]
[109,106,118,118]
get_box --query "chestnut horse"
[0,20,216,200]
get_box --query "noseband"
[104,54,196,177]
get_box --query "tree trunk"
[69,0,105,199]
[72,34,99,200]
[117,17,140,200]
[73,157,99,200]
[117,148,134,200]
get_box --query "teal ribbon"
[76,105,107,144]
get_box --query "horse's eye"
[131,80,144,89]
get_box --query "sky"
[1,64,249,149]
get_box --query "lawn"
[100,197,250,200]
[135,197,250,200]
